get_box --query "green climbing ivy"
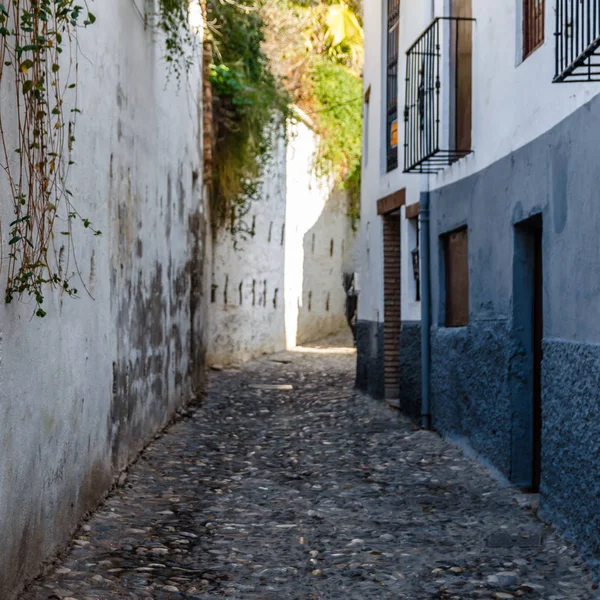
[262,0,363,226]
[311,58,362,226]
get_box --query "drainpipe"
[420,190,432,430]
[420,0,435,430]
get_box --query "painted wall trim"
[377,188,406,215]
[405,201,420,219]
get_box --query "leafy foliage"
[157,0,198,79]
[157,0,363,231]
[206,0,290,234]
[158,0,291,235]
[311,58,362,223]
[262,0,363,223]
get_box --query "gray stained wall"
[429,92,600,564]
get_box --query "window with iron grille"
[386,0,400,172]
[403,16,474,174]
[554,0,600,82]
[443,228,469,328]
[523,0,545,60]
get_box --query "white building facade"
[356,0,425,414]
[359,0,600,565]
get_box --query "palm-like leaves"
[325,2,363,47]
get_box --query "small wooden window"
[444,228,469,327]
[523,0,545,60]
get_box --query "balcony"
[554,0,600,82]
[403,17,474,174]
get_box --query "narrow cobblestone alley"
[23,335,596,600]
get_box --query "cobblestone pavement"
[23,334,597,600]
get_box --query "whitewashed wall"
[0,3,206,598]
[286,118,357,346]
[360,0,600,325]
[208,116,357,365]
[207,133,288,366]
[359,1,426,325]
[366,0,600,191]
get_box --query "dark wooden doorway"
[532,226,543,491]
[512,215,543,491]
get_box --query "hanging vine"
[158,0,291,237]
[0,0,97,317]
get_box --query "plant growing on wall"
[311,58,362,223]
[261,0,363,225]
[157,0,363,232]
[0,0,97,317]
[158,0,290,237]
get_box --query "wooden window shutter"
[445,228,469,327]
[523,0,545,60]
[451,0,472,152]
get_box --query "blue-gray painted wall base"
[542,338,600,570]
[428,90,600,574]
[400,321,422,422]
[355,320,385,399]
[430,322,513,476]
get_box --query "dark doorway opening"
[512,215,543,491]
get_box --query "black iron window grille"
[386,0,400,172]
[403,17,474,174]
[554,0,600,81]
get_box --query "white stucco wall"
[0,3,206,598]
[285,118,357,346]
[207,117,357,365]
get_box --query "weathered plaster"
[0,3,206,597]
[206,131,287,366]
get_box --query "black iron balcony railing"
[554,0,600,82]
[403,17,474,174]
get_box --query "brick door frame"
[382,211,401,399]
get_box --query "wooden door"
[451,0,472,151]
[532,228,543,491]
